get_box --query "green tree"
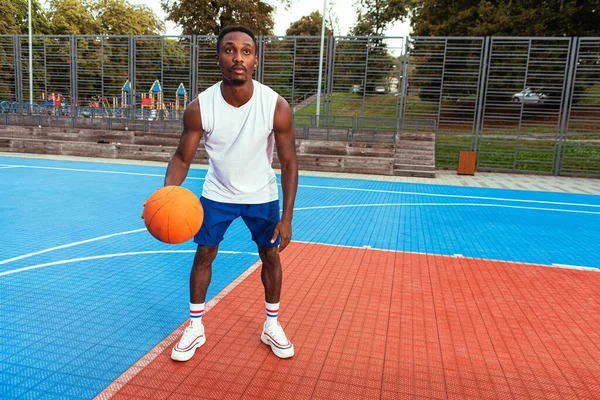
[410,0,600,37]
[348,1,404,96]
[0,0,51,106]
[161,0,275,36]
[286,11,333,37]
[0,0,19,34]
[95,0,165,35]
[283,12,332,106]
[47,0,100,35]
[11,0,52,34]
[0,3,17,100]
[352,0,412,36]
[408,1,600,105]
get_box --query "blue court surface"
[1,155,599,399]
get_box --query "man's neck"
[221,80,254,108]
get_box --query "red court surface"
[97,242,600,400]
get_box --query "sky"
[129,0,413,37]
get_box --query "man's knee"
[259,247,280,269]
[193,245,219,268]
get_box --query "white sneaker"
[171,322,206,362]
[261,321,294,359]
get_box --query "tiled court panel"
[104,242,600,400]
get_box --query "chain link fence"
[0,34,598,177]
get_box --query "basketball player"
[163,26,298,361]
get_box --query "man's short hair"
[216,26,258,54]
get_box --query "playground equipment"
[4,79,191,119]
[141,80,164,111]
[40,91,69,115]
[118,80,131,108]
[41,91,64,108]
[175,83,187,111]
[139,80,164,120]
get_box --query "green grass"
[294,91,600,175]
[295,92,401,118]
[561,141,600,174]
[436,135,600,174]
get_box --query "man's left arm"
[270,95,298,252]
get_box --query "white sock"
[190,302,204,327]
[265,301,279,327]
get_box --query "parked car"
[512,88,548,103]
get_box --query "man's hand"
[271,218,292,252]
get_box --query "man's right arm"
[164,98,203,186]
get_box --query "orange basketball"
[142,186,204,244]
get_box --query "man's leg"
[258,246,294,358]
[171,245,218,362]
[190,244,219,303]
[242,200,294,358]
[259,246,282,303]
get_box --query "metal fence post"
[511,38,533,170]
[161,37,165,96]
[399,37,410,129]
[14,35,22,111]
[101,36,104,102]
[361,39,370,116]
[257,35,263,83]
[329,36,339,117]
[71,35,78,122]
[473,37,490,153]
[191,35,198,100]
[129,35,136,120]
[395,37,405,120]
[555,37,579,176]
[291,38,297,110]
[325,36,334,119]
[43,37,47,104]
[435,39,448,138]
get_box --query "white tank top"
[199,80,279,204]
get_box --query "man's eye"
[243,50,250,55]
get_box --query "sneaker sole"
[171,335,206,362]
[261,333,294,359]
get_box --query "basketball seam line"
[143,186,175,207]
[145,188,177,235]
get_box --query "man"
[164,26,298,361]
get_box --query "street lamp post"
[28,0,34,114]
[315,0,327,127]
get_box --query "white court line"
[3,200,598,269]
[3,163,600,209]
[551,263,598,272]
[0,165,19,169]
[293,240,599,272]
[293,203,600,215]
[0,164,205,180]
[0,228,146,266]
[298,184,600,209]
[0,250,259,277]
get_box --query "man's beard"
[231,77,246,86]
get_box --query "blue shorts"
[194,197,281,248]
